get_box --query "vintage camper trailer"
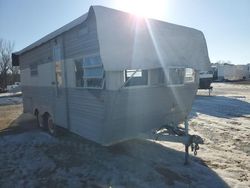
[12,6,210,146]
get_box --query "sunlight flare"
[113,0,167,18]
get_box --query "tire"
[47,115,57,136]
[36,113,46,130]
[35,112,39,127]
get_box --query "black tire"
[35,112,39,127]
[36,113,46,130]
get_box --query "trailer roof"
[15,13,88,55]
[14,6,211,71]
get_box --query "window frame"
[166,67,185,86]
[123,69,148,87]
[30,64,38,77]
[184,68,195,83]
[74,55,105,89]
[120,67,195,89]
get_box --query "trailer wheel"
[36,114,46,130]
[46,115,57,136]
[35,110,45,130]
[34,110,39,126]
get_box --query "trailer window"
[84,56,102,67]
[184,68,195,83]
[75,59,84,87]
[30,64,38,76]
[167,68,185,85]
[84,67,103,78]
[158,68,165,84]
[75,55,104,89]
[124,69,148,87]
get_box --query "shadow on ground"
[0,113,229,188]
[0,113,36,136]
[190,95,250,119]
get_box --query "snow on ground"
[0,122,228,188]
[0,97,22,106]
[0,91,22,98]
[0,83,249,187]
[0,92,22,106]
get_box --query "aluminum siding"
[20,8,104,143]
[63,10,99,59]
[67,89,105,143]
[19,42,52,70]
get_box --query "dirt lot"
[0,104,23,130]
[191,83,250,187]
[0,83,249,187]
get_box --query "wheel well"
[44,112,50,118]
[42,112,51,127]
[34,110,51,120]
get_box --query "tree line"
[0,38,20,91]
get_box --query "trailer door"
[52,40,68,129]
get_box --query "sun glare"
[113,0,167,19]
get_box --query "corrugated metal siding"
[22,86,55,114]
[19,10,103,143]
[19,42,52,70]
[22,85,68,128]
[101,84,198,145]
[68,89,105,143]
[63,14,99,59]
[19,11,99,70]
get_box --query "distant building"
[247,64,250,78]
[212,63,249,81]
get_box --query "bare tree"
[0,39,15,89]
[9,65,20,84]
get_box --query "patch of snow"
[0,91,22,98]
[0,96,22,105]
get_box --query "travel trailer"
[248,64,250,79]
[215,64,249,81]
[12,6,210,146]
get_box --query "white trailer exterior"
[12,6,210,145]
[217,64,249,81]
[248,64,250,79]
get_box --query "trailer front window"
[167,68,185,85]
[124,69,148,87]
[30,64,38,76]
[184,68,195,83]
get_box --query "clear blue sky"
[0,0,249,64]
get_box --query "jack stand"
[141,118,204,164]
[184,144,189,165]
[208,86,213,96]
[184,118,190,165]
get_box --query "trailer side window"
[148,68,165,86]
[184,68,195,83]
[124,69,148,87]
[167,68,185,85]
[30,64,38,76]
[158,68,165,84]
[75,55,104,89]
[75,59,84,87]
